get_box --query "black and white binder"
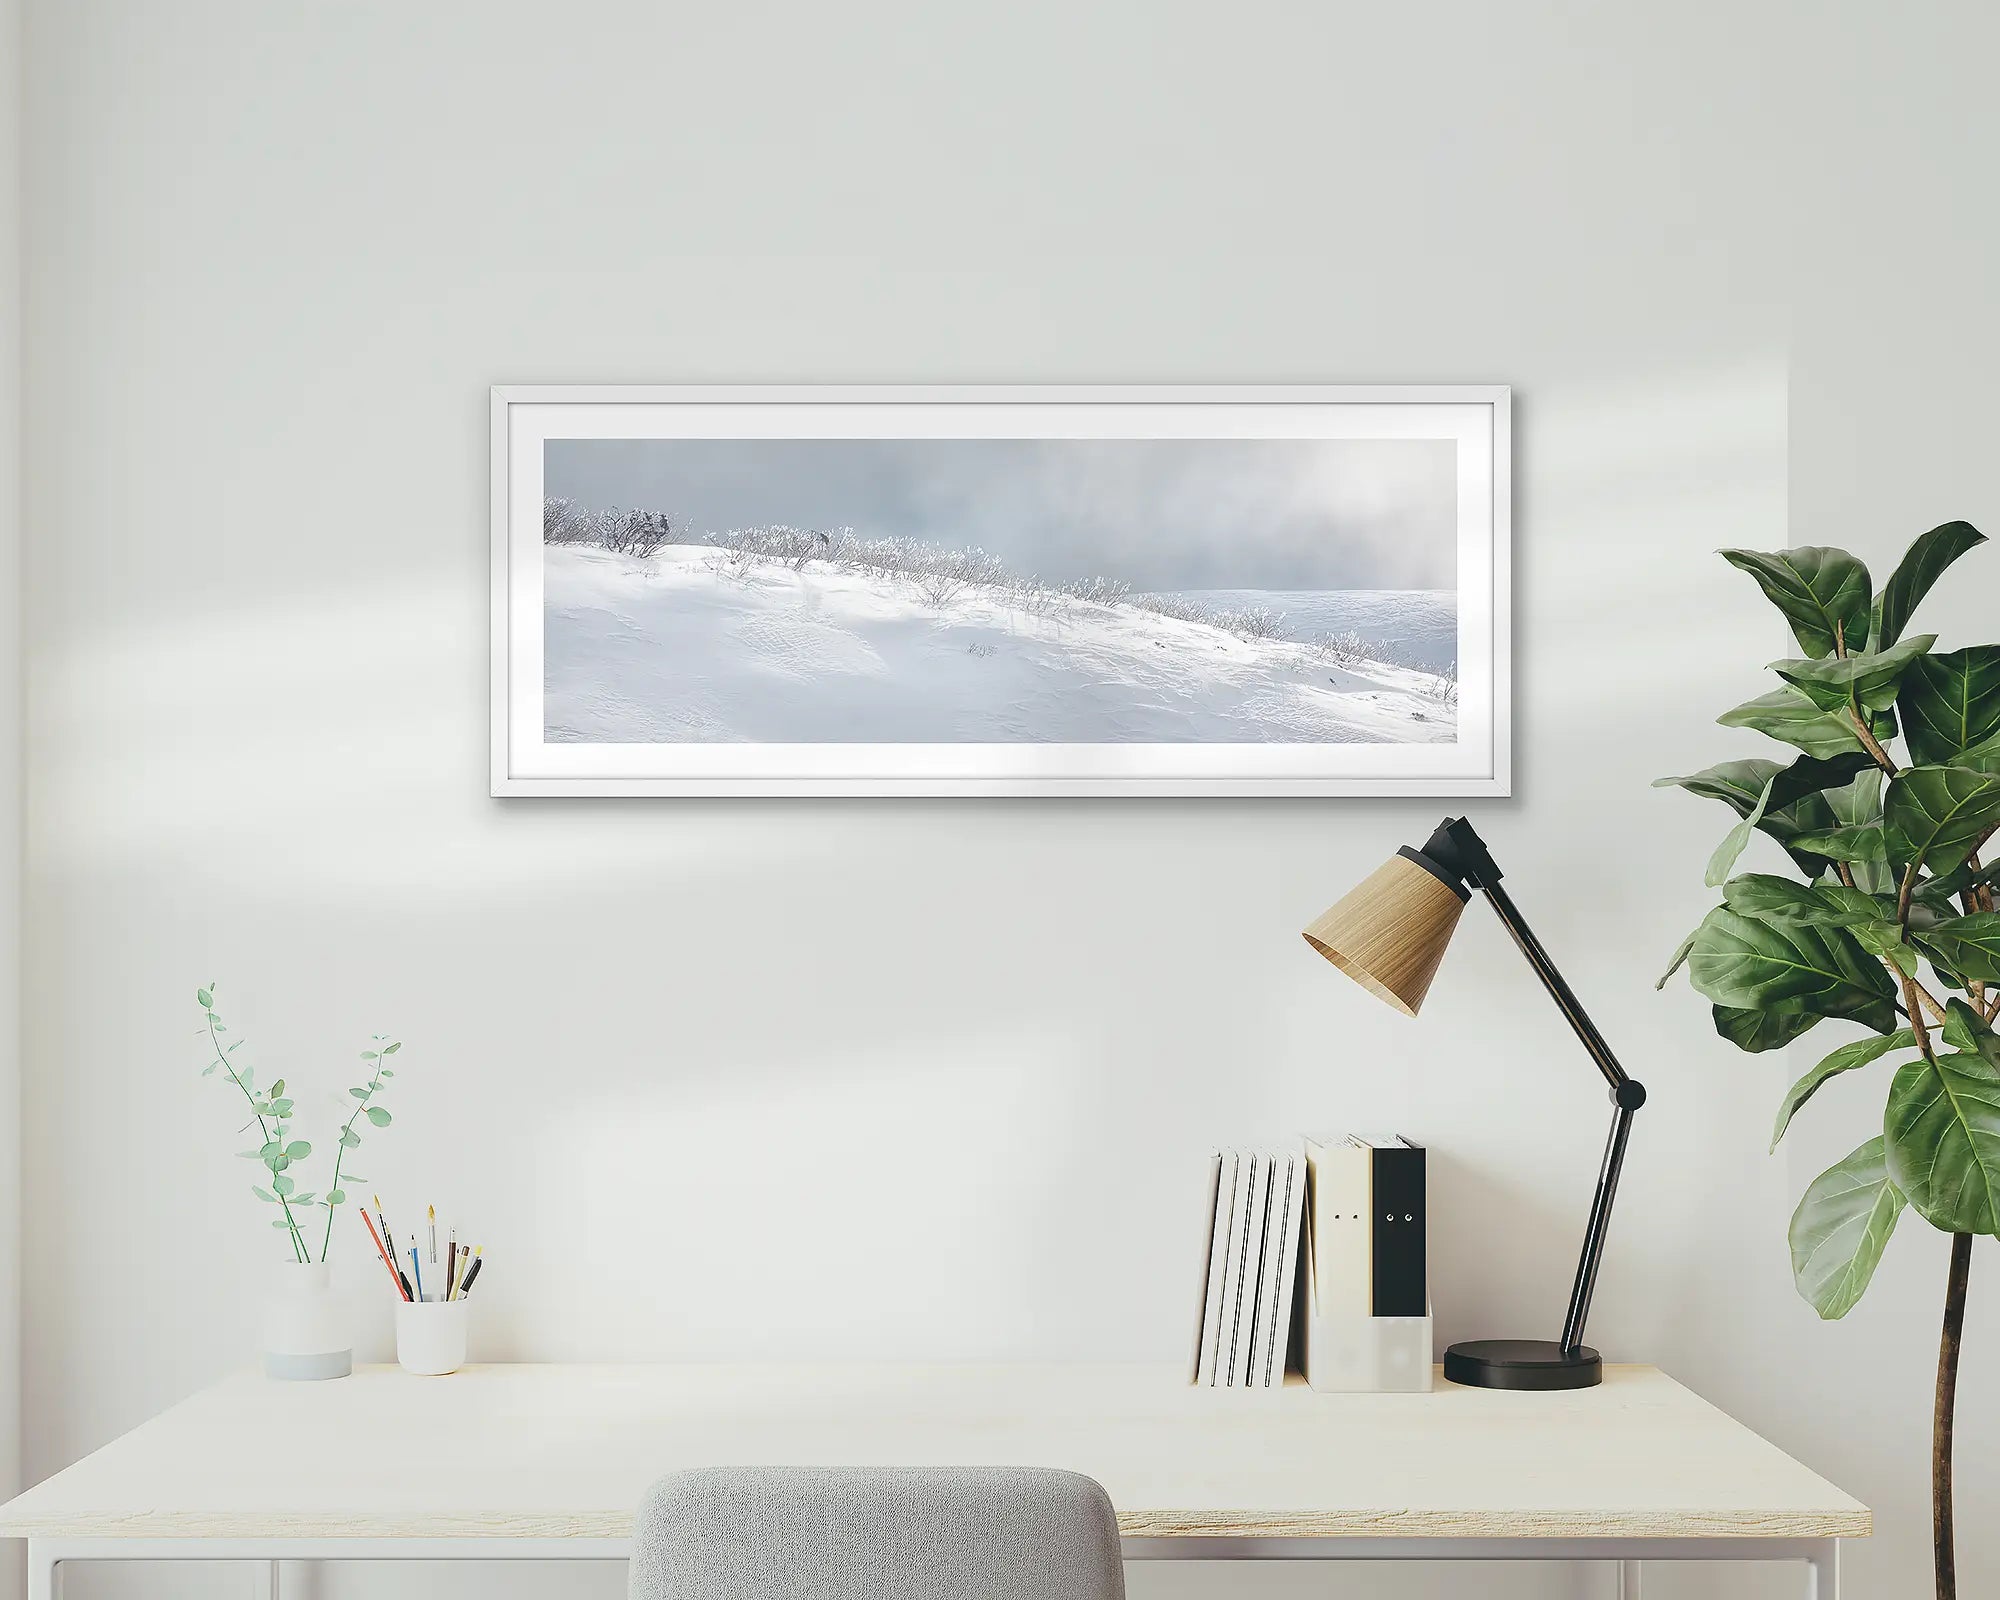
[1358,1135,1426,1317]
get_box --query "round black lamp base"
[1443,1338,1602,1390]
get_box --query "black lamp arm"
[1424,818,1647,1358]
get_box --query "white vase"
[261,1261,351,1380]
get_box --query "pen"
[459,1248,483,1299]
[360,1210,410,1301]
[447,1233,457,1302]
[410,1237,425,1302]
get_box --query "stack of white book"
[1186,1148,1307,1388]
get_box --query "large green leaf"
[1688,905,1898,1033]
[1772,634,1935,714]
[1655,754,1870,878]
[1722,546,1872,659]
[1713,1002,1815,1052]
[1899,647,2000,766]
[1723,874,1885,927]
[1772,1030,1916,1149]
[1825,768,1893,894]
[1784,824,1887,864]
[1874,521,1986,649]
[1704,776,1775,887]
[1883,1044,2000,1235]
[1789,1138,1905,1318]
[1913,912,2000,984]
[1882,765,2000,879]
[1718,688,1867,760]
[1723,875,1912,974]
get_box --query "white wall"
[17,3,1999,1598]
[0,0,22,1593]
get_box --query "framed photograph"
[492,386,1509,797]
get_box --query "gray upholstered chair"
[629,1465,1126,1600]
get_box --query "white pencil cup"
[395,1299,469,1376]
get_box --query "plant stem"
[1850,705,1899,775]
[1904,975,1942,1067]
[1934,1232,1971,1600]
[318,1077,378,1262]
[209,1013,309,1262]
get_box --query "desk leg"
[1804,1539,1838,1599]
[250,1559,280,1600]
[1617,1559,1640,1598]
[26,1542,59,1600]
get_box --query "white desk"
[0,1363,1865,1597]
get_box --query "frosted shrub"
[1064,575,1131,607]
[543,497,596,544]
[1308,629,1372,668]
[1134,594,1210,624]
[1214,605,1287,641]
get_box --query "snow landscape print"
[495,388,1509,796]
[545,439,1457,742]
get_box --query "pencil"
[374,1195,398,1278]
[410,1238,425,1302]
[360,1209,410,1301]
[459,1248,483,1298]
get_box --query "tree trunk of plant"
[1934,1232,1972,1600]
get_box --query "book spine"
[1369,1144,1427,1317]
[1195,1152,1236,1386]
[1188,1153,1223,1385]
[1229,1153,1274,1386]
[1209,1151,1254,1386]
[1259,1153,1304,1387]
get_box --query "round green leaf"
[285,1140,311,1160]
[252,1185,275,1202]
[1713,1002,1815,1053]
[340,1129,361,1148]
[269,1078,285,1097]
[1899,647,2000,766]
[1873,521,1986,649]
[1771,633,1935,714]
[365,1106,392,1127]
[360,1050,379,1060]
[327,1190,345,1205]
[1884,1044,2000,1235]
[1721,546,1871,659]
[1882,764,2000,878]
[1772,1030,1916,1150]
[1790,1137,1905,1318]
[197,988,213,1008]
[273,1174,294,1196]
[1688,905,1897,1033]
[1913,912,2000,984]
[1717,688,1866,761]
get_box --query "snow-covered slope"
[545,545,1457,745]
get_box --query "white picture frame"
[492,385,1510,797]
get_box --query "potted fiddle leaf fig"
[1657,521,1998,1600]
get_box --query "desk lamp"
[1301,816,1645,1390]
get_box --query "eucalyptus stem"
[318,1076,379,1262]
[207,1011,308,1262]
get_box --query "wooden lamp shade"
[1301,848,1468,1017]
